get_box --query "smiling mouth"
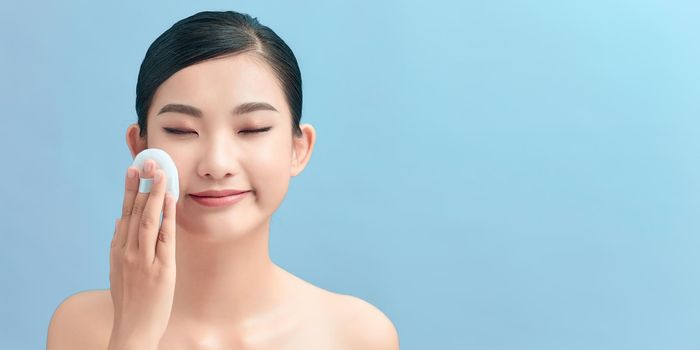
[189,191,250,207]
[189,189,251,197]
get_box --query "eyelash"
[163,127,272,135]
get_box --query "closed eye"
[239,127,273,134]
[162,127,273,135]
[163,127,194,135]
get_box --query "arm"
[47,290,159,350]
[47,291,101,350]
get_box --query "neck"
[169,219,284,327]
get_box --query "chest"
[155,315,340,350]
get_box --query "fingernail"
[127,168,136,179]
[155,170,162,183]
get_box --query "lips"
[190,189,250,197]
[189,191,250,208]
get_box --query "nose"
[196,135,240,180]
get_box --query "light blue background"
[1,1,698,349]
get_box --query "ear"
[290,123,316,177]
[126,123,148,159]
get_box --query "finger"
[126,160,155,254]
[155,192,177,266]
[110,218,119,248]
[118,166,139,248]
[140,168,167,264]
[109,218,123,302]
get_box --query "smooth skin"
[109,160,177,349]
[47,52,399,349]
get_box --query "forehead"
[149,53,288,118]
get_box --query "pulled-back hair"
[135,10,303,138]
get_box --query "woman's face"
[127,53,312,240]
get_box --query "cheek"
[144,143,191,198]
[251,141,292,199]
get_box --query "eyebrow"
[156,102,278,118]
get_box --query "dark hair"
[135,10,303,139]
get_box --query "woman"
[47,10,399,349]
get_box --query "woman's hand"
[108,160,177,349]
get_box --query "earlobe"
[126,123,147,159]
[290,123,316,177]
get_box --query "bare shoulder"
[278,268,399,349]
[323,293,400,350]
[47,289,113,350]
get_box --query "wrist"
[108,331,160,350]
